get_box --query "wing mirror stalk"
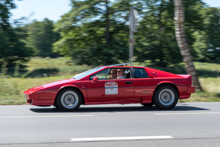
[92,77,98,84]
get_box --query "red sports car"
[24,63,195,111]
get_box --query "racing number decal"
[105,82,118,95]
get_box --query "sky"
[11,0,71,22]
[203,0,220,7]
[10,0,220,23]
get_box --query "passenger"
[109,69,117,79]
[117,68,125,79]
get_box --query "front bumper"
[24,92,54,106]
[23,92,39,105]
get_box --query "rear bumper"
[187,87,195,93]
[179,86,195,99]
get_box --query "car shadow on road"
[29,105,209,113]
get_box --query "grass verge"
[0,57,220,105]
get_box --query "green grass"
[0,74,73,105]
[0,57,220,105]
[0,57,91,105]
[179,77,220,102]
[20,57,91,78]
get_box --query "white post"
[129,6,134,66]
[129,6,138,66]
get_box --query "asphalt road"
[1,102,220,147]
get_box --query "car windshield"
[72,67,105,80]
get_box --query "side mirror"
[92,77,98,84]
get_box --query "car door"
[86,67,136,104]
[133,67,155,103]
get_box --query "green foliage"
[25,18,60,58]
[2,0,220,68]
[53,0,142,66]
[0,0,15,28]
[54,0,217,67]
[192,7,220,62]
[0,0,33,65]
[135,1,180,66]
[135,0,206,66]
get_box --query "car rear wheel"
[56,88,82,111]
[154,85,178,109]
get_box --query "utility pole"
[129,6,138,66]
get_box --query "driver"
[109,69,117,79]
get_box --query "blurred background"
[0,0,220,104]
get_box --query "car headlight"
[24,94,29,99]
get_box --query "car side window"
[106,68,132,79]
[90,68,109,80]
[134,68,149,78]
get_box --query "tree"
[134,0,205,67]
[0,0,15,28]
[25,18,60,58]
[192,7,220,62]
[0,0,33,64]
[135,0,182,67]
[174,0,203,91]
[54,0,141,66]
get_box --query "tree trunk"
[174,0,203,91]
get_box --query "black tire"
[53,98,59,108]
[53,103,59,109]
[154,85,178,110]
[141,103,153,107]
[56,88,82,111]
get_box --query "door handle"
[126,81,132,84]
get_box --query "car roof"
[96,63,145,69]
[100,65,145,68]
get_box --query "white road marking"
[154,112,220,115]
[70,136,173,142]
[0,115,94,119]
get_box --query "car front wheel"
[56,88,82,111]
[154,85,178,109]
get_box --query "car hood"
[24,78,77,94]
[41,78,77,89]
[24,85,43,94]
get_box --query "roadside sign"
[129,6,139,65]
